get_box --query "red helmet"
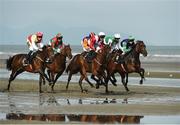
[36,32,43,37]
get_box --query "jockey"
[96,32,106,52]
[81,32,98,52]
[120,35,135,54]
[49,33,65,54]
[105,33,121,51]
[25,32,44,65]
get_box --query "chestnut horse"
[105,41,148,93]
[6,45,54,92]
[46,45,73,91]
[66,45,111,92]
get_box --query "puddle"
[0,92,180,123]
[0,92,180,114]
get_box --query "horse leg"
[50,72,55,92]
[7,69,24,91]
[104,73,111,93]
[111,73,117,83]
[109,73,117,86]
[47,70,53,85]
[51,70,64,92]
[53,70,64,84]
[139,68,145,84]
[91,74,99,83]
[85,75,94,88]
[125,73,128,86]
[39,75,43,93]
[79,75,85,92]
[39,69,51,83]
[91,74,100,89]
[120,73,129,92]
[66,72,73,90]
[41,75,46,85]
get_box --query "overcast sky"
[0,0,179,46]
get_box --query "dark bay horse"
[105,41,148,93]
[66,45,111,92]
[107,49,145,86]
[6,45,54,92]
[46,45,73,91]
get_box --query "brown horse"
[105,40,148,93]
[6,45,54,92]
[46,45,73,91]
[107,49,145,86]
[66,45,111,92]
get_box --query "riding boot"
[85,52,91,63]
[25,51,33,65]
[117,55,124,63]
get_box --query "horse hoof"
[112,83,117,86]
[96,85,99,89]
[49,82,53,86]
[43,81,46,85]
[82,89,88,93]
[139,80,143,84]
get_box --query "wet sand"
[0,78,180,115]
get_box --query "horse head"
[41,45,54,61]
[60,44,73,60]
[135,40,148,57]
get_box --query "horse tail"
[6,56,14,71]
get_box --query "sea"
[0,45,180,61]
[0,45,180,87]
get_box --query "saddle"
[84,50,97,63]
[116,55,125,64]
[23,51,38,66]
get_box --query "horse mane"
[123,40,144,57]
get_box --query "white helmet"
[114,33,121,39]
[98,32,105,36]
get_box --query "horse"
[105,40,148,93]
[107,49,145,86]
[6,45,54,92]
[45,44,73,91]
[66,45,111,92]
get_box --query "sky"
[0,0,179,46]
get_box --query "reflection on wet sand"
[38,94,128,106]
[6,113,143,124]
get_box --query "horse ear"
[67,44,70,47]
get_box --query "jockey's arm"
[50,40,56,48]
[31,41,39,50]
[37,42,44,49]
[83,39,89,50]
